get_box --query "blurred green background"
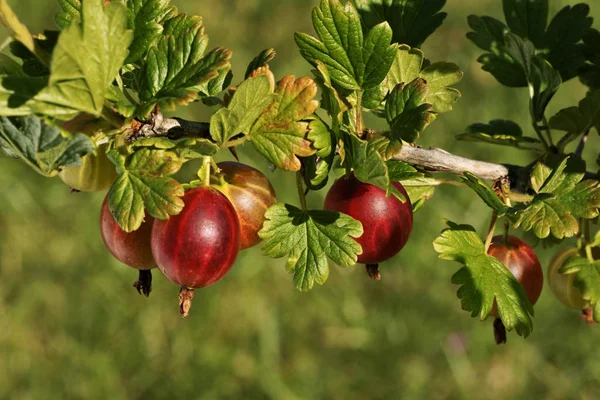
[1,0,600,399]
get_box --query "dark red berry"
[151,186,241,316]
[324,174,413,265]
[488,235,543,312]
[213,161,276,250]
[487,235,543,344]
[100,196,156,296]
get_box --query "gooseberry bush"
[0,0,600,343]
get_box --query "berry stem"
[133,269,153,297]
[296,171,308,211]
[202,156,211,188]
[484,211,498,251]
[179,287,195,318]
[493,317,507,344]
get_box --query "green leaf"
[466,15,508,52]
[133,136,219,160]
[550,90,600,151]
[502,0,548,48]
[107,147,184,232]
[581,28,600,89]
[433,221,535,338]
[210,75,274,145]
[137,14,231,113]
[0,75,76,118]
[46,0,133,115]
[462,172,512,215]
[456,119,541,150]
[345,134,389,194]
[386,45,463,113]
[8,30,58,77]
[259,203,363,291]
[302,118,335,190]
[560,256,600,323]
[0,0,36,54]
[512,157,600,239]
[385,79,435,143]
[469,3,589,84]
[387,160,421,182]
[245,48,276,79]
[56,0,81,29]
[353,0,447,48]
[0,115,93,176]
[249,75,319,171]
[124,0,178,64]
[294,0,397,90]
[312,61,346,133]
[544,4,592,82]
[529,56,561,123]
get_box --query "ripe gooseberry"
[100,196,156,296]
[487,235,543,344]
[323,174,413,280]
[151,186,241,317]
[212,161,276,250]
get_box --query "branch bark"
[131,115,598,190]
[392,146,513,181]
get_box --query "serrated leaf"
[137,14,231,113]
[210,75,274,145]
[294,0,397,91]
[433,221,534,338]
[312,61,347,133]
[544,4,592,82]
[9,31,58,77]
[462,172,512,215]
[56,0,81,29]
[469,3,589,84]
[550,90,600,151]
[133,136,218,159]
[345,133,389,192]
[386,45,462,113]
[249,75,319,171]
[353,0,447,48]
[385,79,435,143]
[0,115,92,176]
[107,147,184,232]
[124,0,178,64]
[245,48,276,79]
[388,162,437,211]
[47,0,133,115]
[560,256,600,322]
[0,0,36,54]
[512,157,600,239]
[581,28,600,89]
[456,119,540,150]
[259,203,363,291]
[502,0,548,48]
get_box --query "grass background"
[1,0,599,399]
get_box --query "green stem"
[532,122,550,152]
[296,172,308,211]
[202,156,211,188]
[484,211,498,252]
[225,136,249,148]
[354,90,363,136]
[542,116,554,148]
[101,106,125,129]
